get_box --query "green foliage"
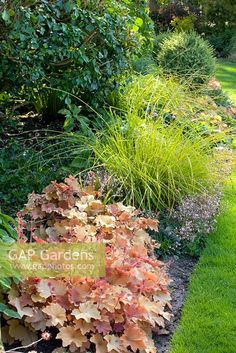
[0,302,20,319]
[157,31,216,85]
[150,0,236,57]
[0,212,21,319]
[170,15,195,32]
[133,55,157,74]
[0,253,20,291]
[59,73,231,211]
[192,0,236,32]
[0,212,17,242]
[0,0,154,117]
[152,31,172,59]
[191,1,236,57]
[0,135,73,216]
[228,33,236,62]
[206,30,236,58]
[59,104,90,133]
[150,1,199,32]
[115,74,233,144]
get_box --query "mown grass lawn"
[170,168,236,353]
[216,60,236,104]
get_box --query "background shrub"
[157,31,216,85]
[0,0,154,116]
[228,33,236,62]
[149,0,200,32]
[206,30,236,58]
[192,0,236,35]
[149,0,236,58]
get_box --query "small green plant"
[0,212,17,243]
[157,31,216,85]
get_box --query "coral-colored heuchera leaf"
[7,176,171,353]
[72,302,101,323]
[90,334,108,353]
[57,326,88,348]
[121,324,148,351]
[42,303,67,326]
[8,319,37,346]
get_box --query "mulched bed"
[155,257,197,353]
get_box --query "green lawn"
[170,168,236,353]
[216,60,236,104]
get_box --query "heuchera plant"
[5,176,171,353]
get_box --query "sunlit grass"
[216,60,236,104]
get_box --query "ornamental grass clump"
[93,111,218,210]
[4,176,171,353]
[116,74,193,118]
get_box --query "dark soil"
[154,256,197,353]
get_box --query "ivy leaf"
[0,229,10,238]
[135,17,143,27]
[0,278,11,289]
[63,116,75,132]
[2,9,10,24]
[0,303,21,319]
[131,24,139,32]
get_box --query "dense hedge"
[0,0,154,112]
